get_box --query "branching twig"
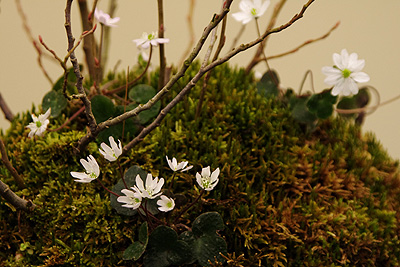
[0,93,14,122]
[65,0,98,133]
[0,138,24,189]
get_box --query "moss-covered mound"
[1,64,400,266]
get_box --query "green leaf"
[257,70,280,98]
[41,90,68,118]
[128,84,161,124]
[193,235,227,267]
[123,222,148,261]
[144,226,193,267]
[91,95,115,123]
[306,90,337,119]
[290,97,317,124]
[129,84,157,104]
[192,212,225,237]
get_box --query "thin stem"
[298,70,315,95]
[168,173,177,191]
[230,24,246,51]
[102,46,153,96]
[0,93,14,122]
[121,66,130,141]
[96,178,120,197]
[173,190,204,225]
[117,159,128,189]
[179,0,196,65]
[95,24,105,87]
[255,18,278,86]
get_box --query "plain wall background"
[1,1,400,159]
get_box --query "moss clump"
[1,63,400,266]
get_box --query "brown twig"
[0,93,14,122]
[65,0,98,134]
[0,179,35,212]
[157,0,167,90]
[179,0,196,65]
[0,138,24,189]
[15,0,54,85]
[265,21,340,61]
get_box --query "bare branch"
[0,93,14,122]
[0,179,35,212]
[179,0,196,65]
[157,0,167,89]
[0,138,24,189]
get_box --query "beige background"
[1,1,400,159]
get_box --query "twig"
[0,179,35,212]
[229,24,246,51]
[298,70,315,94]
[15,0,54,85]
[157,0,167,89]
[179,0,196,65]
[0,138,24,189]
[0,93,14,122]
[265,21,340,61]
[65,0,98,133]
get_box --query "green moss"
[1,63,400,266]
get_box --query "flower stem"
[173,189,204,225]
[157,0,166,90]
[96,178,119,197]
[117,159,128,189]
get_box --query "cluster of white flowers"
[116,156,220,213]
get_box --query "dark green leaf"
[192,212,225,237]
[257,70,280,98]
[193,235,227,267]
[129,84,157,104]
[91,95,115,123]
[123,222,148,261]
[41,90,68,118]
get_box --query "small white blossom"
[232,0,270,24]
[157,195,175,212]
[322,49,370,96]
[132,31,169,49]
[70,155,100,183]
[133,173,164,199]
[117,189,142,210]
[196,166,220,191]
[99,136,122,162]
[26,108,51,138]
[94,8,120,27]
[166,156,193,172]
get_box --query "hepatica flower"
[157,195,175,212]
[70,155,100,183]
[232,0,270,24]
[99,136,122,162]
[26,108,51,138]
[117,189,142,210]
[196,166,220,191]
[133,173,164,199]
[322,49,370,96]
[166,156,193,172]
[94,8,120,27]
[132,31,169,49]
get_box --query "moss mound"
[1,63,400,266]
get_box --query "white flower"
[232,0,270,24]
[322,49,370,96]
[166,156,193,172]
[26,108,51,138]
[117,189,142,210]
[157,195,175,212]
[196,166,220,191]
[132,31,169,49]
[133,173,164,199]
[94,8,120,27]
[99,136,122,162]
[70,155,100,183]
